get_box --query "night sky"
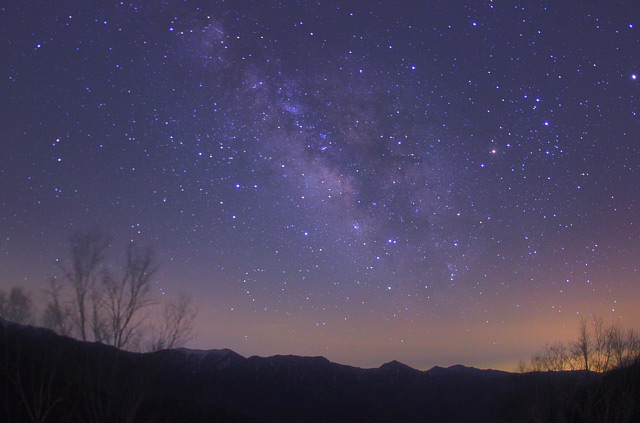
[1,1,639,371]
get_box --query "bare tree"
[519,317,640,422]
[41,278,73,336]
[89,287,111,345]
[46,231,156,349]
[44,230,198,352]
[101,244,156,349]
[569,316,627,373]
[625,329,640,365]
[0,287,34,325]
[523,316,640,374]
[571,317,592,372]
[524,342,570,372]
[591,316,614,372]
[541,342,570,371]
[516,360,528,373]
[147,293,197,352]
[613,328,640,368]
[58,231,110,341]
[528,352,546,372]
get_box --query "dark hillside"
[1,319,638,423]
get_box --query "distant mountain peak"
[447,364,474,371]
[379,360,418,374]
[161,347,247,371]
[176,347,244,360]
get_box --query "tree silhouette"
[41,278,73,336]
[519,316,640,373]
[43,230,197,352]
[0,287,34,325]
[58,230,109,342]
[147,293,197,352]
[100,243,156,349]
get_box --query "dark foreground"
[1,319,639,423]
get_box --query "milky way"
[1,1,639,369]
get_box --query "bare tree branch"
[0,287,34,325]
[147,293,197,352]
[41,278,73,336]
[571,317,592,372]
[59,231,109,341]
[523,316,640,374]
[102,244,156,349]
[44,230,199,352]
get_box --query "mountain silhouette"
[1,318,638,423]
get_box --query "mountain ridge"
[172,345,492,374]
[2,317,638,423]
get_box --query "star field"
[1,1,639,369]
